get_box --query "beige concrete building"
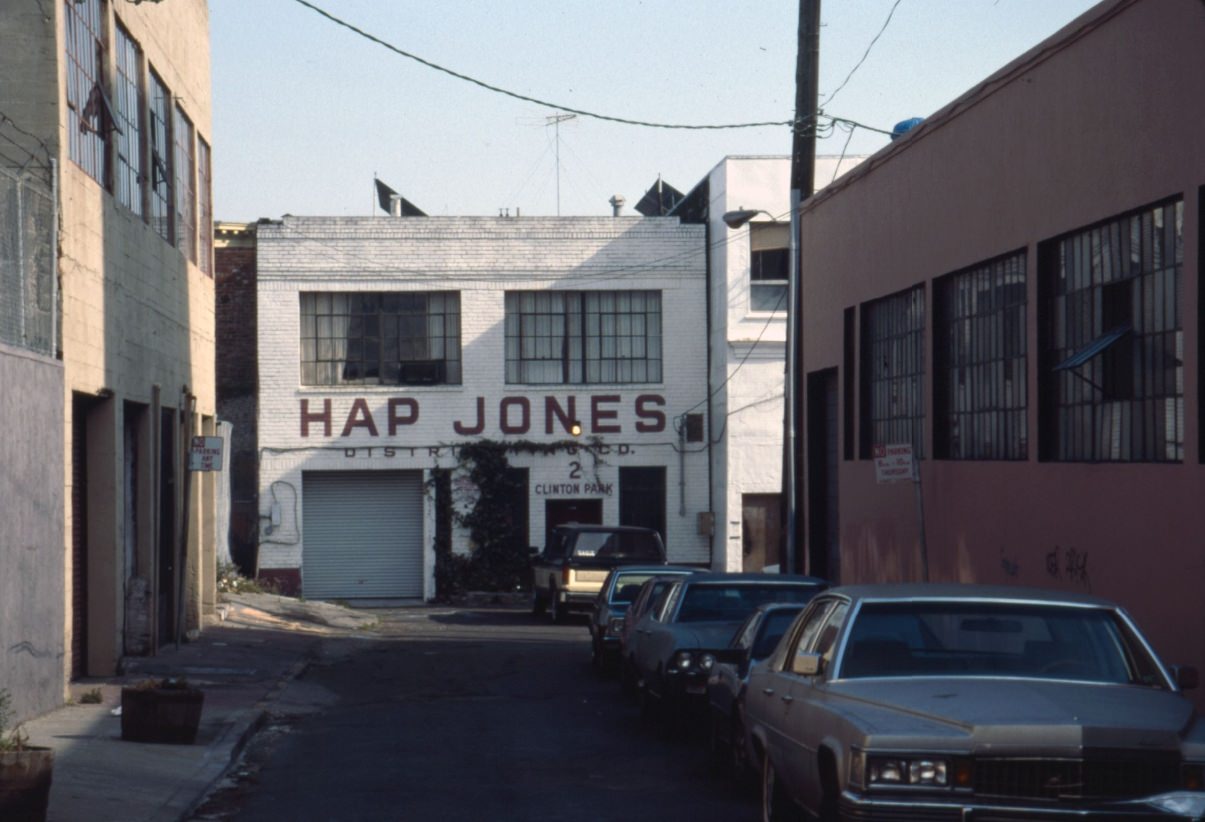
[0,0,216,717]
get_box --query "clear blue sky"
[210,0,1099,221]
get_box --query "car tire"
[551,593,567,624]
[761,751,797,822]
[731,706,752,787]
[530,587,547,616]
[817,753,841,822]
[620,656,639,701]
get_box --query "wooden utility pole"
[783,0,820,574]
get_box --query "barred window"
[147,70,173,243]
[861,286,925,458]
[113,22,143,215]
[505,291,662,385]
[1040,199,1183,462]
[64,0,112,186]
[197,138,213,276]
[934,252,1028,460]
[173,105,195,262]
[750,223,789,312]
[300,292,462,386]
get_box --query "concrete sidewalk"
[22,595,379,822]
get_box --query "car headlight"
[867,756,966,789]
[673,651,694,671]
[607,617,625,636]
[699,653,715,672]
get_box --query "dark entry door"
[619,466,666,543]
[741,494,781,573]
[807,369,840,583]
[71,394,89,679]
[544,499,602,548]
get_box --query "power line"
[821,0,905,109]
[290,0,792,132]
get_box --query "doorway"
[618,466,666,543]
[807,368,840,583]
[543,498,602,548]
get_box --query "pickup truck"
[530,524,666,623]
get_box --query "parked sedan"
[705,602,806,779]
[588,565,696,674]
[617,571,696,697]
[629,573,826,722]
[747,584,1205,822]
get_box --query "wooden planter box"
[120,687,204,744]
[0,748,54,822]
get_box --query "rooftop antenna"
[546,112,576,216]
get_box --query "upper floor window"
[934,251,1028,460]
[147,70,173,243]
[173,105,196,262]
[300,292,462,386]
[1040,199,1183,462]
[113,22,143,215]
[860,285,925,458]
[64,0,112,187]
[749,223,789,312]
[197,138,213,276]
[505,290,662,385]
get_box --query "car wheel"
[817,753,841,822]
[731,706,752,784]
[761,751,796,822]
[530,587,547,616]
[590,638,605,675]
[551,594,568,624]
[620,656,638,701]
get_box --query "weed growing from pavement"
[78,688,103,704]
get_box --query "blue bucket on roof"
[891,117,925,140]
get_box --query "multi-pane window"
[1040,199,1183,462]
[934,252,1028,460]
[173,105,196,262]
[750,223,789,312]
[113,22,143,215]
[300,292,462,386]
[861,286,925,458]
[64,0,112,186]
[505,291,662,384]
[197,138,213,276]
[147,70,173,243]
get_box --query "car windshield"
[609,573,663,604]
[839,601,1165,686]
[572,531,662,560]
[677,584,819,624]
[751,608,804,659]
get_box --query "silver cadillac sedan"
[745,584,1205,821]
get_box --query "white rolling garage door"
[302,471,424,600]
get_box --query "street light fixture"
[721,208,777,229]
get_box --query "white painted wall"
[255,216,711,597]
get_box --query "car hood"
[829,678,1199,753]
[666,621,741,651]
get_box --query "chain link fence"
[0,163,56,356]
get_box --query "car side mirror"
[1174,665,1199,691]
[790,649,824,677]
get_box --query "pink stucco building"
[796,0,1205,677]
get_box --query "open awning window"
[1054,322,1132,371]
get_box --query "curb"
[178,657,313,821]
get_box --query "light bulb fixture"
[569,421,583,437]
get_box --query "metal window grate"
[147,70,173,244]
[64,0,110,187]
[934,251,1028,460]
[860,285,925,458]
[113,22,143,216]
[0,166,57,357]
[1040,199,1183,462]
[173,106,196,263]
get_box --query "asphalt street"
[191,605,759,822]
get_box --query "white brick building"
[673,155,865,575]
[256,215,710,600]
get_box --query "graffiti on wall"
[1046,545,1090,588]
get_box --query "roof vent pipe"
[389,195,402,217]
[609,195,625,217]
